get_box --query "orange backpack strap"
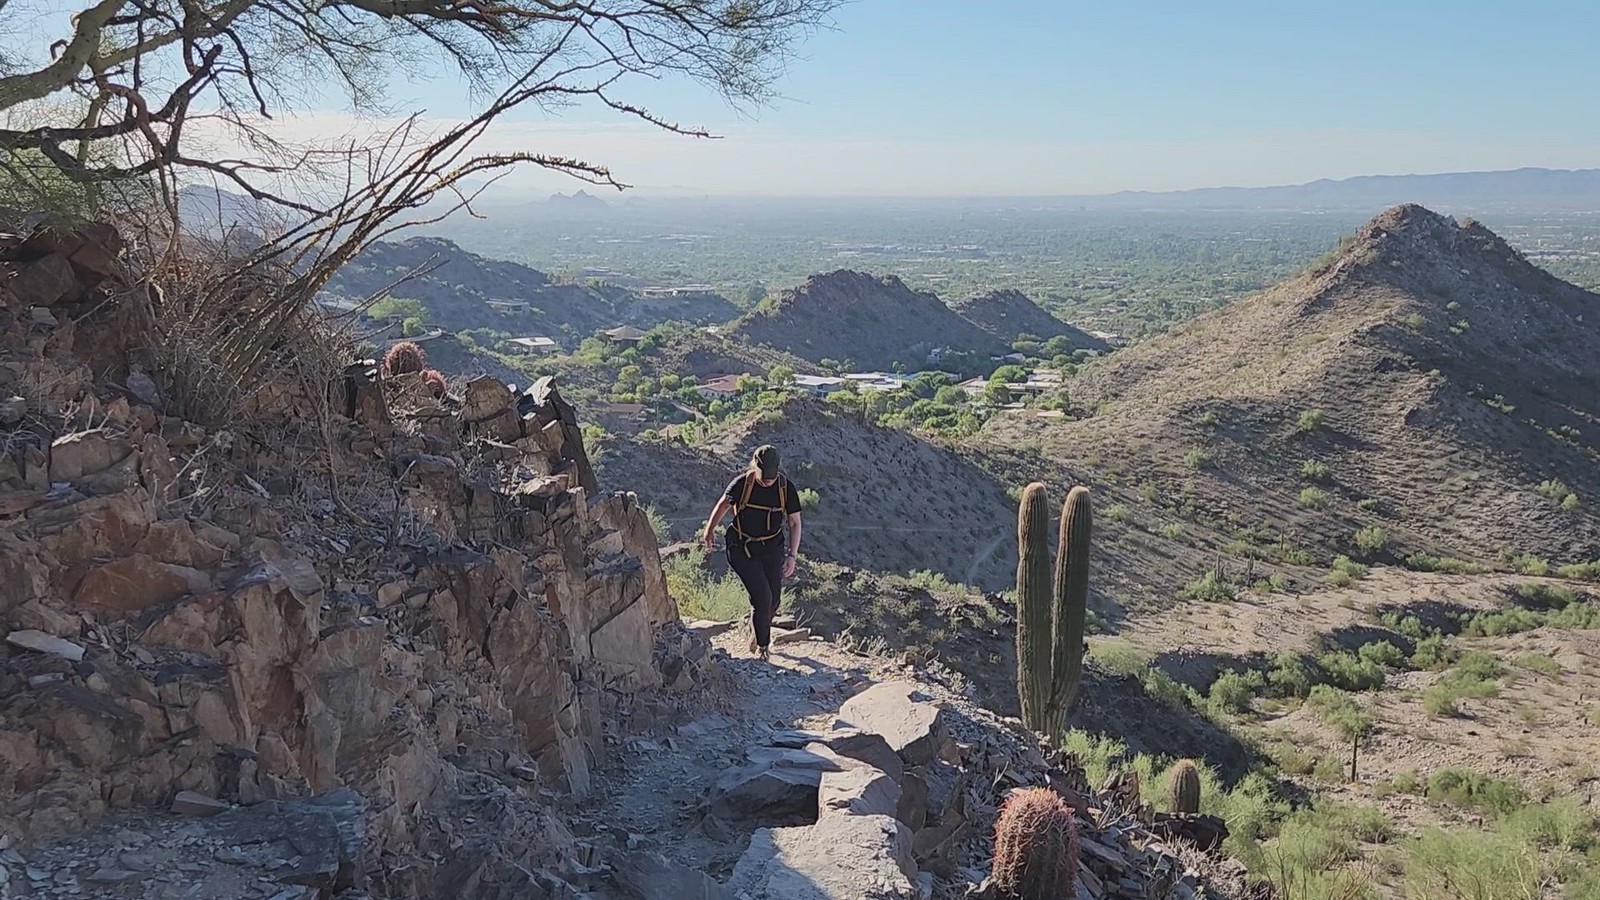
[738,470,757,510]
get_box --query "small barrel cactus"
[992,787,1079,899]
[382,340,427,377]
[421,368,447,398]
[1169,759,1202,815]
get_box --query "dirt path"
[578,630,898,881]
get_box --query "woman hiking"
[701,445,803,660]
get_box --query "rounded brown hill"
[992,203,1600,579]
[951,288,1109,350]
[730,270,1006,371]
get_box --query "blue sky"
[364,0,1600,195]
[13,0,1600,194]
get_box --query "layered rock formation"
[0,222,711,896]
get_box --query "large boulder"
[728,814,919,900]
[836,681,949,768]
[818,765,901,820]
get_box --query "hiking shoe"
[757,646,770,663]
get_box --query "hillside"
[599,397,1021,590]
[951,288,1109,348]
[324,237,737,344]
[988,204,1600,606]
[730,270,1007,370]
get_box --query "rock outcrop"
[0,220,713,896]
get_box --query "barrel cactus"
[991,787,1079,899]
[1015,483,1091,738]
[382,341,427,377]
[1169,759,1202,814]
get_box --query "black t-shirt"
[723,471,802,544]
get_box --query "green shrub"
[1357,640,1407,670]
[1296,409,1326,432]
[1549,601,1600,629]
[1298,487,1329,509]
[1378,610,1426,639]
[1555,560,1600,581]
[1182,568,1237,603]
[797,487,821,510]
[643,505,672,544]
[664,547,751,622]
[1515,581,1578,608]
[1411,635,1453,670]
[1159,523,1185,540]
[1209,669,1266,714]
[1537,478,1572,502]
[1425,768,1527,814]
[1514,653,1561,675]
[1463,607,1543,637]
[1298,460,1331,481]
[1404,827,1543,899]
[1326,555,1368,588]
[1104,503,1131,523]
[1510,553,1550,576]
[1353,526,1389,557]
[1317,651,1386,691]
[1562,493,1580,511]
[1266,651,1314,698]
[1405,552,1486,574]
[1423,651,1503,716]
[1307,685,1373,741]
[1355,498,1381,512]
[1089,640,1151,677]
[1184,449,1213,469]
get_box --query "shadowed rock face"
[0,219,714,896]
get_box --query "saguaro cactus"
[1169,759,1203,814]
[991,787,1079,899]
[1015,482,1091,738]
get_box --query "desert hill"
[990,204,1600,602]
[324,236,737,344]
[599,397,1022,590]
[730,270,1007,371]
[951,288,1109,349]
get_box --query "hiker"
[701,445,803,659]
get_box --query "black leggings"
[728,539,784,648]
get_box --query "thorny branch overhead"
[1,0,840,410]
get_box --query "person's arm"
[785,512,803,560]
[783,480,803,577]
[702,494,732,550]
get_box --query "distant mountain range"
[1070,167,1600,212]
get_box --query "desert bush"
[1509,553,1550,576]
[1423,651,1503,717]
[1184,449,1213,469]
[1159,523,1185,540]
[1404,827,1543,900]
[1555,560,1600,581]
[1404,552,1485,575]
[1317,651,1385,692]
[1410,635,1453,670]
[1353,526,1389,557]
[664,547,748,622]
[1267,651,1314,698]
[1208,669,1266,714]
[1514,653,1561,675]
[797,487,821,510]
[1182,568,1236,603]
[1463,607,1542,637]
[1089,641,1151,677]
[1298,487,1329,509]
[1103,503,1131,523]
[1298,460,1331,481]
[644,505,672,544]
[1425,768,1527,814]
[1356,640,1407,670]
[1537,478,1572,502]
[1296,409,1326,432]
